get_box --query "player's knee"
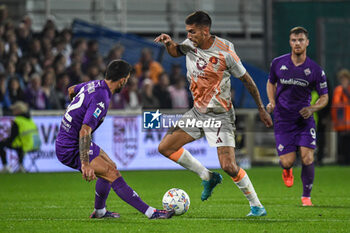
[105,165,120,180]
[302,156,313,165]
[158,142,173,157]
[158,143,166,156]
[280,160,294,169]
[221,160,239,176]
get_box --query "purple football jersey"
[56,80,111,148]
[269,53,328,122]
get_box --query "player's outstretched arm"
[79,124,96,181]
[68,85,77,101]
[154,33,182,57]
[266,80,276,113]
[299,94,329,119]
[239,72,273,127]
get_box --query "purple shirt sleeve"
[82,94,108,130]
[268,60,277,84]
[315,69,328,96]
[74,82,87,94]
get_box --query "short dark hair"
[105,59,131,82]
[185,11,211,29]
[290,26,308,38]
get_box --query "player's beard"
[115,82,127,93]
[293,47,305,56]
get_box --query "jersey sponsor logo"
[97,102,105,109]
[196,57,207,70]
[278,144,284,152]
[280,78,309,87]
[113,116,138,167]
[61,118,71,132]
[280,65,288,70]
[209,56,218,64]
[93,107,102,118]
[87,82,96,94]
[304,68,311,76]
[320,81,327,89]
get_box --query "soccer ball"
[162,188,190,216]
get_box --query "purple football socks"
[111,176,149,214]
[94,178,111,209]
[301,163,315,197]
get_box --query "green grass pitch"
[0,166,350,233]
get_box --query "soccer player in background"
[266,27,329,206]
[154,11,273,216]
[55,59,174,219]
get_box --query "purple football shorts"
[274,119,316,156]
[55,141,101,170]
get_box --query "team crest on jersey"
[304,68,311,76]
[209,56,218,65]
[278,144,284,152]
[196,57,207,70]
[112,117,138,167]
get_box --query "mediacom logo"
[143,110,221,129]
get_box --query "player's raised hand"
[259,108,273,127]
[266,102,275,114]
[81,163,96,182]
[154,33,172,45]
[299,106,313,119]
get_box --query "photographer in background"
[0,101,40,173]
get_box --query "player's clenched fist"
[81,163,96,182]
[266,102,275,114]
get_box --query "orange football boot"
[282,168,294,187]
[301,197,313,206]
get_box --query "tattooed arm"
[239,72,273,127]
[79,124,96,181]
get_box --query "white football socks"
[145,207,156,218]
[176,149,211,181]
[94,207,107,217]
[234,173,262,207]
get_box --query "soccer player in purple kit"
[266,27,329,206]
[55,59,174,219]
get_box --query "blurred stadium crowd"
[0,5,192,116]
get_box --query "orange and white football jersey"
[179,36,246,113]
